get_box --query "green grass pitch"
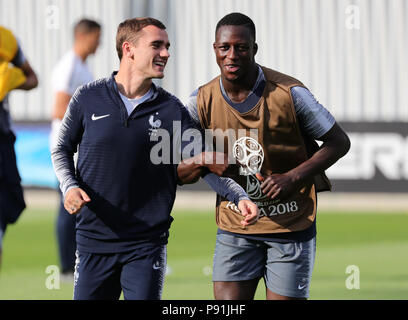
[0,207,407,300]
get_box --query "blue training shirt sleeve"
[184,89,201,128]
[51,87,84,196]
[203,173,249,206]
[291,86,336,139]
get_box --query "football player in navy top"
[52,17,258,300]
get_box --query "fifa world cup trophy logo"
[233,137,266,200]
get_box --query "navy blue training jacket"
[52,72,195,253]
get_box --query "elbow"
[177,175,200,185]
[23,72,39,90]
[343,133,351,155]
[338,132,351,158]
[19,75,38,91]
[176,161,203,185]
[176,168,202,185]
[32,77,39,89]
[28,74,39,89]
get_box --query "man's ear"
[213,42,217,51]
[122,41,133,59]
[253,43,258,56]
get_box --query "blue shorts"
[212,233,316,298]
[73,243,167,300]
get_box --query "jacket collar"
[108,71,159,102]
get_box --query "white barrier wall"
[1,0,407,122]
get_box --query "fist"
[203,152,230,176]
[64,187,91,215]
[238,199,260,226]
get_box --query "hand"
[64,187,91,215]
[202,152,229,176]
[238,199,260,226]
[255,172,264,182]
[260,172,297,200]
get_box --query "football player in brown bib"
[179,12,350,300]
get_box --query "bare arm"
[52,91,72,120]
[177,151,229,184]
[16,60,38,90]
[261,122,351,199]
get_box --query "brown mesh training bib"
[197,66,331,234]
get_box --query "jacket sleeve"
[51,88,84,196]
[181,97,250,205]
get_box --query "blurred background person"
[0,25,38,270]
[49,18,101,280]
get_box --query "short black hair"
[215,12,256,41]
[74,18,101,35]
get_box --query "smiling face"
[123,25,170,79]
[213,25,258,82]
